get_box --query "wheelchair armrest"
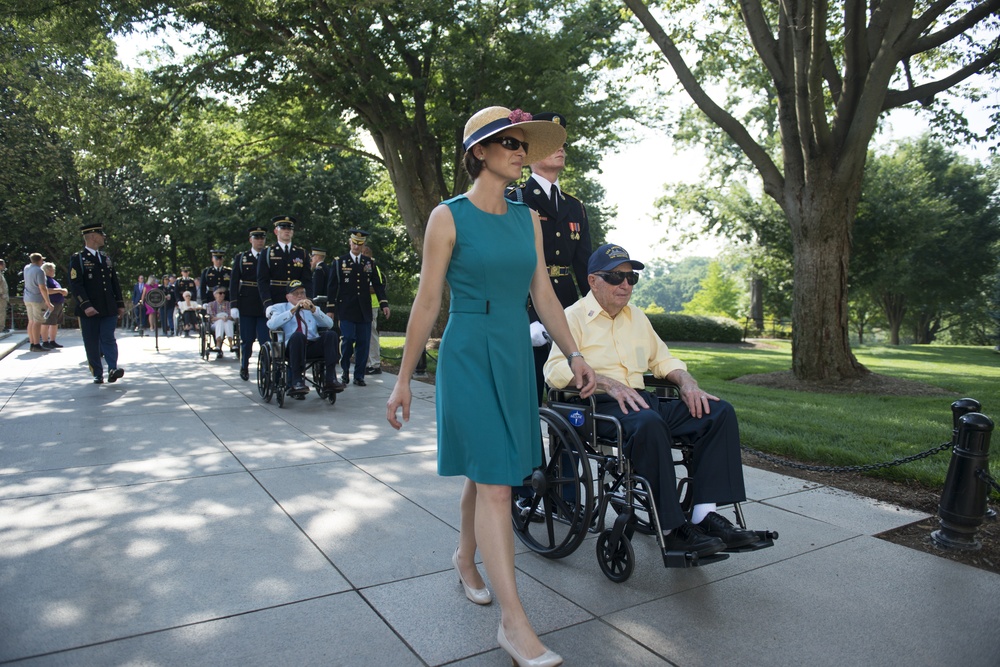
[269,329,286,344]
[643,374,680,399]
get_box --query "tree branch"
[906,0,1000,53]
[883,41,1000,109]
[738,0,786,86]
[623,0,784,197]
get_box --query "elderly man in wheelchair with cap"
[266,280,346,398]
[544,243,765,559]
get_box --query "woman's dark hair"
[463,150,484,179]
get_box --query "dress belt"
[241,281,258,287]
[450,298,490,314]
[547,265,571,277]
[270,280,291,286]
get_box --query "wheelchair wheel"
[257,345,273,402]
[276,384,285,407]
[596,529,634,583]
[200,325,209,360]
[511,407,594,559]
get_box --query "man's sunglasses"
[483,135,529,153]
[595,271,639,286]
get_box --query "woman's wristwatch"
[567,351,584,368]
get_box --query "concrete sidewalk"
[1,330,997,666]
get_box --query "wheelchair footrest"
[661,548,730,568]
[724,529,778,553]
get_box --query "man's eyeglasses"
[595,271,639,286]
[483,135,529,153]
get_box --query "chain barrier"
[977,469,1000,496]
[740,441,954,474]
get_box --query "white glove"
[231,308,240,320]
[529,321,550,347]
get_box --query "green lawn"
[381,337,999,488]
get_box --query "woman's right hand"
[386,381,412,430]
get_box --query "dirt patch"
[732,370,956,397]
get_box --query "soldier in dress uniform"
[69,222,126,384]
[505,112,592,403]
[174,267,197,308]
[328,229,389,386]
[258,215,312,310]
[309,248,330,307]
[230,225,270,381]
[199,250,231,302]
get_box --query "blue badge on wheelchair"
[568,409,585,428]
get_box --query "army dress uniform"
[230,236,270,378]
[199,252,232,303]
[258,245,311,310]
[69,223,125,383]
[329,230,388,384]
[173,272,196,303]
[310,250,330,307]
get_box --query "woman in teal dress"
[387,107,595,667]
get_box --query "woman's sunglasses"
[483,135,529,153]
[595,271,639,286]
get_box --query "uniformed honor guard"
[230,225,270,381]
[328,229,389,386]
[309,247,330,307]
[258,215,311,310]
[173,267,197,308]
[199,250,231,302]
[69,222,126,384]
[506,112,592,402]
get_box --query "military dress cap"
[271,215,297,229]
[462,106,566,164]
[311,247,327,255]
[287,280,306,294]
[349,229,370,245]
[210,249,225,257]
[80,222,106,235]
[181,266,191,272]
[532,112,567,128]
[588,243,645,274]
[248,225,268,236]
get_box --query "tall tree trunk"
[881,292,906,345]
[750,276,764,329]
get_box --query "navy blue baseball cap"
[588,244,645,274]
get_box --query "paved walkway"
[1,330,997,666]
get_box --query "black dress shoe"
[93,376,104,384]
[49,341,63,348]
[353,378,366,386]
[697,512,758,549]
[663,521,726,557]
[289,382,309,396]
[239,366,249,381]
[325,379,347,394]
[341,372,349,385]
[29,344,49,352]
[108,368,125,383]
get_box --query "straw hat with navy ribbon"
[462,107,567,166]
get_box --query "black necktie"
[550,186,559,213]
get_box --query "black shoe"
[663,522,726,557]
[697,512,758,549]
[93,376,104,384]
[366,366,382,375]
[216,350,223,360]
[515,497,544,523]
[240,366,249,381]
[48,341,63,348]
[108,368,125,383]
[29,344,49,352]
[289,382,309,396]
[353,378,366,386]
[341,372,349,385]
[324,379,347,394]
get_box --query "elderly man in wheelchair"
[540,243,773,573]
[265,280,346,399]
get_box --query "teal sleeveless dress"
[436,194,541,485]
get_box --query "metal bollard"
[932,409,994,550]
[414,349,428,377]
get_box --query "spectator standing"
[360,244,386,374]
[230,225,270,381]
[69,222,125,384]
[23,252,52,352]
[0,258,9,332]
[141,275,159,334]
[258,215,311,310]
[329,229,389,386]
[161,274,176,336]
[41,262,68,349]
[131,275,145,333]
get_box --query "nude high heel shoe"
[497,623,563,667]
[453,550,492,605]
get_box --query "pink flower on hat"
[508,109,533,123]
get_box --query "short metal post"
[932,409,994,550]
[414,348,428,378]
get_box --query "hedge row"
[382,306,742,344]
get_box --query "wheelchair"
[256,329,338,408]
[198,311,241,362]
[512,377,777,583]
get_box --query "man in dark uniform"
[506,112,592,403]
[199,250,231,302]
[230,225,270,381]
[328,229,389,386]
[69,222,126,384]
[174,267,197,306]
[258,215,311,310]
[309,247,330,308]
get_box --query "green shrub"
[382,305,410,334]
[647,313,743,343]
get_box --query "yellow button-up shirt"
[543,291,686,391]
